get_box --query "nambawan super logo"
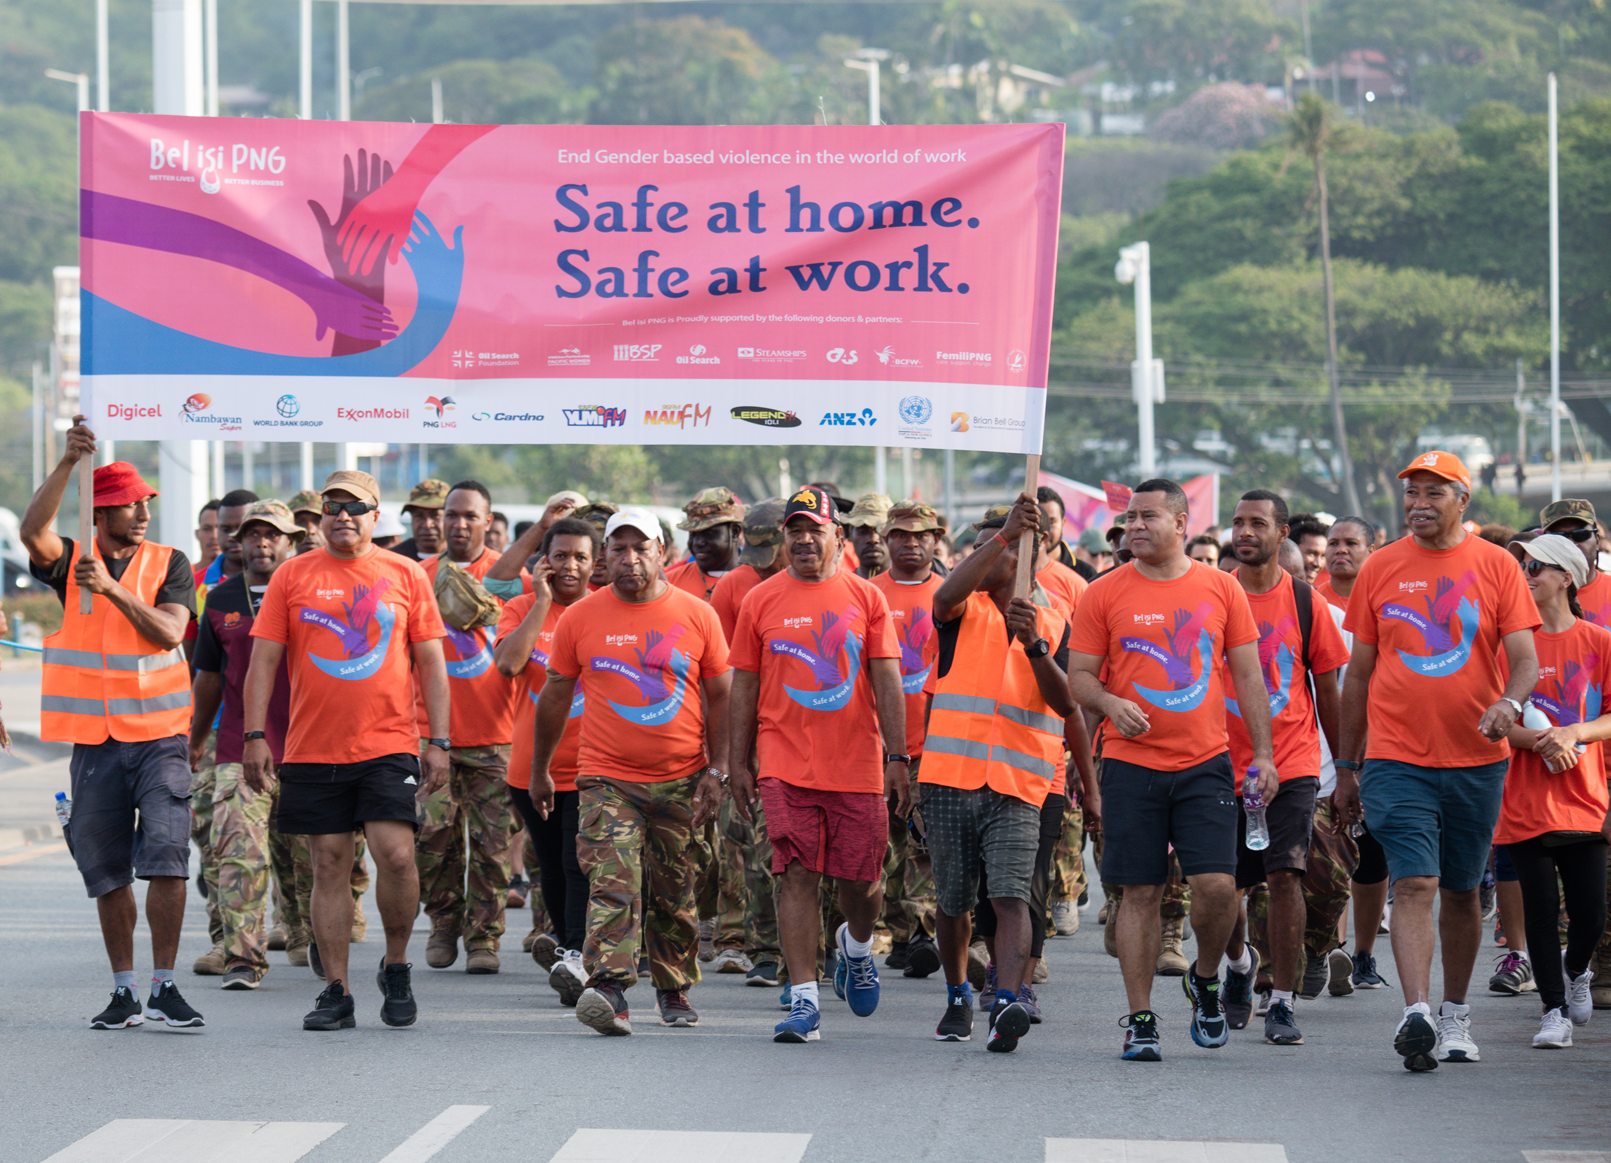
[1382,571,1479,676]
[1122,604,1216,712]
[299,580,395,680]
[591,627,693,726]
[769,605,865,711]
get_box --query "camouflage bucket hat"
[236,499,305,540]
[287,489,323,517]
[882,501,944,535]
[845,492,893,528]
[740,497,786,567]
[678,486,745,532]
[403,478,449,512]
[971,504,1014,533]
[573,502,620,532]
[1540,498,1597,530]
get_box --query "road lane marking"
[550,1130,812,1163]
[1046,1142,1289,1163]
[0,842,68,867]
[376,1105,490,1163]
[41,1118,343,1163]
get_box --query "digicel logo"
[108,404,161,419]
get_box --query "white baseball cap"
[604,506,662,544]
[373,509,406,539]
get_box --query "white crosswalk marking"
[1523,1154,1611,1162]
[1045,1141,1289,1163]
[375,1106,491,1163]
[549,1130,812,1163]
[40,1119,343,1163]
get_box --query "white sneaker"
[549,949,587,1007]
[1533,1007,1574,1049]
[710,948,753,974]
[1435,1004,1480,1062]
[1564,952,1594,1026]
[1050,900,1079,936]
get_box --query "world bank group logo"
[276,394,300,418]
[898,395,933,426]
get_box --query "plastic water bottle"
[1243,765,1269,851]
[1522,701,1586,772]
[55,792,74,856]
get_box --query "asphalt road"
[4,844,1608,1163]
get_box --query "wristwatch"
[707,766,730,787]
[1025,637,1051,659]
[426,736,452,751]
[1335,760,1362,772]
[885,753,913,765]
[243,730,266,741]
[1500,697,1524,718]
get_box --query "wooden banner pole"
[78,457,93,615]
[1012,453,1041,600]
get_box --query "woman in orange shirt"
[1497,534,1611,1050]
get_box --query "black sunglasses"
[1557,527,1597,543]
[1523,559,1565,578]
[321,500,377,517]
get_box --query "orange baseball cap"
[1397,450,1471,489]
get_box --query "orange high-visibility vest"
[920,591,1066,807]
[40,540,191,744]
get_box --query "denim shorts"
[1360,758,1508,892]
[67,735,193,898]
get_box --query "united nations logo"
[276,395,300,418]
[898,395,933,426]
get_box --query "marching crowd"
[21,415,1611,1067]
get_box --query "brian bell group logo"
[951,412,970,432]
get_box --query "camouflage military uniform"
[416,743,514,952]
[211,762,276,971]
[1048,799,1088,905]
[742,797,781,963]
[576,772,703,991]
[694,801,752,955]
[188,731,222,945]
[881,812,935,942]
[1246,795,1359,979]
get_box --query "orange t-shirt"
[1220,572,1351,783]
[1578,571,1611,629]
[869,569,944,759]
[1069,559,1258,772]
[496,593,584,792]
[1313,574,1350,614]
[251,545,444,765]
[1037,558,1089,619]
[1495,618,1611,843]
[547,584,729,783]
[665,559,727,603]
[1344,532,1540,767]
[729,568,901,794]
[414,550,526,747]
[711,565,768,642]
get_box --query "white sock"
[1405,1001,1432,1017]
[1271,989,1294,1004]
[1227,947,1254,975]
[792,981,819,1007]
[1439,1000,1469,1018]
[1512,948,1530,963]
[840,930,873,959]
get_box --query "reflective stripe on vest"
[39,541,191,745]
[931,692,1064,737]
[923,734,1058,781]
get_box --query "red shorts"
[759,777,887,883]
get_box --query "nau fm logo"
[644,404,711,428]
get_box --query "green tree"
[589,17,787,126]
[353,57,587,126]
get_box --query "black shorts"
[1235,776,1319,888]
[1098,752,1237,885]
[275,753,422,835]
[1353,822,1389,886]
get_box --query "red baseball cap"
[1397,450,1471,489]
[783,485,841,526]
[93,461,158,507]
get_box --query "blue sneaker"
[836,922,880,1017]
[778,983,793,1011]
[1182,970,1229,1048]
[773,996,821,1043]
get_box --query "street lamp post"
[845,50,891,495]
[1115,242,1162,478]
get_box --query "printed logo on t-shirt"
[1585,600,1611,628]
[1530,655,1604,727]
[894,607,933,694]
[1121,602,1215,713]
[769,604,865,711]
[1226,617,1296,720]
[444,623,495,679]
[222,611,242,629]
[590,625,691,725]
[297,579,395,681]
[1381,571,1478,677]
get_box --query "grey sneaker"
[1488,951,1536,995]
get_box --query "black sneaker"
[746,959,781,987]
[376,959,417,1027]
[1120,1010,1161,1061]
[1224,948,1259,1030]
[884,942,910,971]
[656,988,699,1027]
[1264,998,1303,1045]
[1394,1006,1438,1072]
[1351,949,1387,989]
[146,980,205,1028]
[986,998,1030,1053]
[576,982,632,1035]
[221,963,265,991]
[1297,953,1328,1000]
[935,999,974,1041]
[1182,970,1228,1048]
[309,941,325,982]
[303,981,356,1031]
[904,932,942,979]
[90,986,144,1029]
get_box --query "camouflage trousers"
[188,733,222,945]
[695,797,772,956]
[1247,796,1359,980]
[1048,800,1089,903]
[882,811,935,942]
[577,773,702,992]
[416,744,513,952]
[211,763,275,971]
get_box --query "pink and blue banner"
[81,114,1063,453]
